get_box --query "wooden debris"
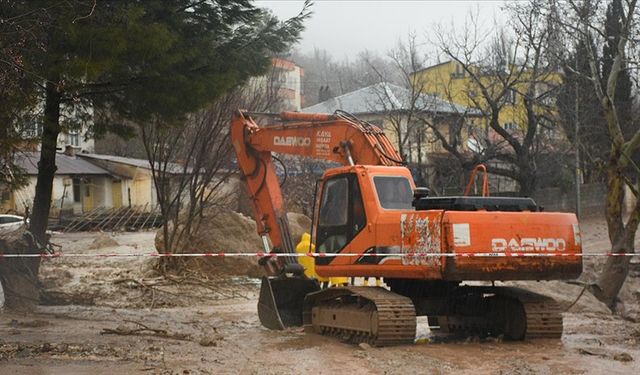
[101,320,191,341]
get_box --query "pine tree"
[0,0,310,309]
[1,0,310,244]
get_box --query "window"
[373,176,413,210]
[505,89,517,105]
[68,131,79,146]
[72,178,81,202]
[0,216,21,224]
[319,177,348,226]
[315,174,367,259]
[352,180,366,233]
[23,122,42,138]
[451,63,465,78]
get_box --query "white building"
[20,104,95,153]
[273,57,304,111]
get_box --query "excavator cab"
[314,172,367,264]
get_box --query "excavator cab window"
[315,174,366,260]
[373,176,413,210]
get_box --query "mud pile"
[88,233,120,249]
[155,209,311,277]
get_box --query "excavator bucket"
[258,276,320,330]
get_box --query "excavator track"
[435,286,563,340]
[302,286,416,346]
[500,287,563,339]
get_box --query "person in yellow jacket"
[296,232,348,287]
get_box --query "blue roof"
[302,82,477,115]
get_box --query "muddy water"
[0,218,639,374]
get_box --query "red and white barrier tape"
[0,252,637,258]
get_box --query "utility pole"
[574,56,581,219]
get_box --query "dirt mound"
[287,212,312,246]
[155,209,311,277]
[88,233,120,249]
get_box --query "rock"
[286,213,312,246]
[358,342,371,350]
[613,352,633,362]
[578,347,608,358]
[464,336,480,344]
[0,228,41,311]
[485,334,503,343]
[198,334,222,347]
[16,348,31,358]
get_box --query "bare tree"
[427,6,563,196]
[292,48,395,106]
[144,63,286,272]
[546,0,640,309]
[366,36,423,160]
[359,35,475,188]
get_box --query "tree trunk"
[31,79,61,244]
[589,238,634,310]
[589,153,638,310]
[1,79,62,310]
[518,175,535,197]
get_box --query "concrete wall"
[80,158,158,210]
[532,183,607,217]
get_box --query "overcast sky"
[257,0,508,59]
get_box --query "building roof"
[78,153,187,174]
[301,82,475,115]
[411,60,453,75]
[14,152,112,175]
[78,153,153,169]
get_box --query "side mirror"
[413,187,430,200]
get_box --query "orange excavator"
[231,110,582,345]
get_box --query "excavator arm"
[230,110,403,270]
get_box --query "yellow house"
[76,154,163,210]
[412,60,562,134]
[77,153,239,212]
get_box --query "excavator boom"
[231,110,403,258]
